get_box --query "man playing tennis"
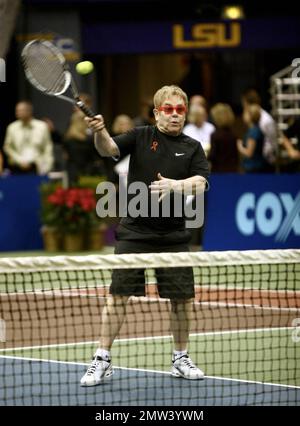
[80,85,209,386]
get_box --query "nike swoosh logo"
[175,153,185,156]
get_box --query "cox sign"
[203,174,300,250]
[236,192,300,242]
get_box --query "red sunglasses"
[158,105,187,115]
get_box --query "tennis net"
[0,249,299,406]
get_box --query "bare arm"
[149,173,208,201]
[85,115,120,158]
[175,175,208,194]
[237,138,256,158]
[281,135,300,160]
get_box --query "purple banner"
[83,17,300,54]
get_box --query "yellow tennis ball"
[76,61,94,75]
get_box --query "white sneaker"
[80,356,113,386]
[171,355,204,380]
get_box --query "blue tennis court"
[1,357,299,406]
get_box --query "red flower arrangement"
[42,186,98,233]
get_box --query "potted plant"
[40,181,107,252]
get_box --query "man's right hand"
[84,115,106,133]
[86,114,120,158]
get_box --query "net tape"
[0,249,299,273]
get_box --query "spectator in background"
[64,93,104,184]
[237,104,269,173]
[189,95,207,110]
[102,113,136,245]
[111,114,135,191]
[3,101,54,174]
[112,114,134,136]
[103,113,135,185]
[280,116,300,172]
[208,103,239,173]
[183,105,215,156]
[183,103,214,250]
[42,117,62,145]
[241,88,277,169]
[133,97,155,126]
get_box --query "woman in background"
[64,93,104,184]
[237,104,269,173]
[208,103,239,173]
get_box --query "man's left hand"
[149,173,182,202]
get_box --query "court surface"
[1,287,300,406]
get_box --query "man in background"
[3,100,54,174]
[183,104,215,156]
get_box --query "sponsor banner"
[203,174,300,250]
[83,18,300,54]
[0,174,299,251]
[0,175,47,251]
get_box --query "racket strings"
[24,44,67,95]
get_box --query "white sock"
[95,348,111,361]
[173,350,188,361]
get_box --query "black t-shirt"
[112,125,209,241]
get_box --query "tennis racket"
[21,39,96,118]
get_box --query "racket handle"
[76,99,96,118]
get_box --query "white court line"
[0,354,299,390]
[0,326,295,352]
[1,284,299,297]
[137,297,300,312]
[203,374,300,390]
[1,292,299,313]
[0,354,89,366]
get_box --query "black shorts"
[110,239,195,300]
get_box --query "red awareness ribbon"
[151,141,158,151]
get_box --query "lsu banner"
[83,17,300,54]
[203,174,300,250]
